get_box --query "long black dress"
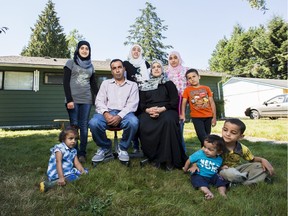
[139,81,187,169]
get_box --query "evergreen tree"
[67,29,85,58]
[124,2,173,65]
[209,16,287,79]
[21,0,69,58]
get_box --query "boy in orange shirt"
[180,68,217,147]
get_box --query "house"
[223,77,288,117]
[0,56,224,128]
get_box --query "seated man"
[89,59,139,162]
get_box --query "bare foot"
[204,192,214,200]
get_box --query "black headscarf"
[73,40,93,69]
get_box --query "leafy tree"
[67,29,85,58]
[209,16,287,79]
[265,16,288,79]
[247,0,267,11]
[0,27,8,34]
[21,0,69,58]
[124,2,173,64]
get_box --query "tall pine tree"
[21,0,69,58]
[124,2,173,65]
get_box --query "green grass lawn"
[0,119,287,215]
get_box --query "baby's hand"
[188,166,199,174]
[81,168,89,175]
[57,178,66,186]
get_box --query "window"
[268,95,285,104]
[44,72,63,85]
[4,71,33,90]
[96,76,109,88]
[2,70,39,91]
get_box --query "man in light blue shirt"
[89,59,139,162]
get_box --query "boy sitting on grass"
[219,118,275,185]
[183,134,229,200]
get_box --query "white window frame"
[0,71,3,89]
[3,70,39,91]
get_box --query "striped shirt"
[47,142,77,181]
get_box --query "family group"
[40,41,274,199]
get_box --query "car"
[244,94,288,119]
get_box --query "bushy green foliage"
[21,0,69,58]
[209,16,287,79]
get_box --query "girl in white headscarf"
[124,44,150,88]
[123,44,150,153]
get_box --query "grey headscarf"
[73,40,93,69]
[139,59,169,91]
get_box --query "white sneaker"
[118,149,129,162]
[92,148,111,162]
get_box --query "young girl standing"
[40,126,88,192]
[180,69,217,147]
[63,40,98,163]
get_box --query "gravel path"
[243,136,288,145]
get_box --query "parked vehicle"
[244,94,288,119]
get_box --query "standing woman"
[166,51,188,151]
[123,44,150,153]
[139,60,187,170]
[124,44,150,88]
[63,41,98,163]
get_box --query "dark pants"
[191,117,212,147]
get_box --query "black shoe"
[165,163,174,171]
[152,162,160,169]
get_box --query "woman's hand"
[146,106,166,118]
[67,102,74,109]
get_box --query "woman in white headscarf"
[123,44,150,153]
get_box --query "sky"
[0,0,287,70]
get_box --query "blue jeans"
[89,110,139,151]
[66,103,92,157]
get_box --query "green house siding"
[0,71,67,126]
[0,68,112,127]
[0,56,224,127]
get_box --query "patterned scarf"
[166,51,188,95]
[139,60,169,91]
